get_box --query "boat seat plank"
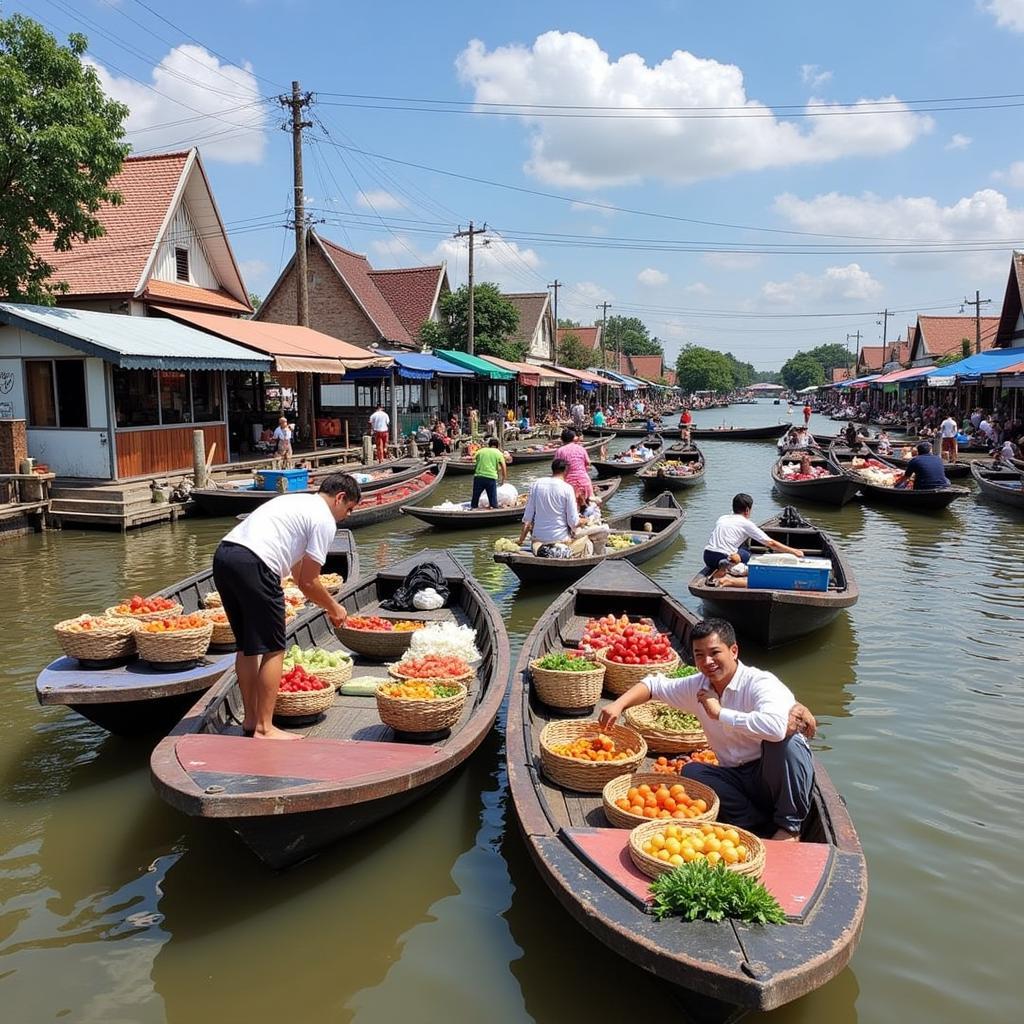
[37,652,234,700]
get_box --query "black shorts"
[212,541,286,656]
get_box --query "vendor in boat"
[679,408,693,429]
[555,427,594,500]
[592,406,607,429]
[600,618,817,841]
[212,473,360,740]
[635,440,654,459]
[470,437,508,509]
[876,430,893,456]
[702,493,804,578]
[895,441,949,491]
[517,457,604,556]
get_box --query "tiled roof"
[368,265,444,341]
[663,368,677,386]
[857,346,887,371]
[556,325,602,350]
[503,292,550,347]
[316,236,413,345]
[620,354,664,380]
[831,366,853,382]
[143,279,250,313]
[30,152,190,297]
[916,315,999,358]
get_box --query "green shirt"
[593,411,606,427]
[473,447,506,480]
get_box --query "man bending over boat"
[703,493,803,580]
[518,457,607,557]
[212,473,360,740]
[600,618,816,841]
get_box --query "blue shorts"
[703,547,750,573]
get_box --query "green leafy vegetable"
[432,684,461,698]
[666,663,698,679]
[652,706,702,731]
[648,860,787,925]
[534,652,599,672]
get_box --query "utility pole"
[962,289,992,354]
[454,222,487,355]
[876,309,895,350]
[846,331,862,375]
[548,279,560,361]
[596,301,612,368]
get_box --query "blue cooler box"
[747,555,831,592]
[254,468,310,493]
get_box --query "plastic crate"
[254,468,310,493]
[747,555,831,592]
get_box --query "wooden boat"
[401,477,622,531]
[856,439,972,479]
[687,512,858,646]
[971,461,1024,511]
[608,423,681,439]
[344,463,446,527]
[689,423,788,441]
[771,452,860,507]
[150,550,509,868]
[35,532,359,736]
[189,458,426,516]
[829,442,969,512]
[493,492,685,584]
[437,435,615,474]
[506,559,867,1015]
[591,445,663,478]
[638,445,705,491]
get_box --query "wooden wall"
[115,424,226,479]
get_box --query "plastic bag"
[380,561,450,611]
[413,587,445,610]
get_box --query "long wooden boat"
[150,550,509,868]
[437,435,616,474]
[854,439,972,479]
[607,423,682,439]
[687,513,858,646]
[493,492,684,584]
[638,445,705,491]
[690,423,788,441]
[591,445,663,478]
[829,442,969,512]
[344,463,446,528]
[771,452,860,507]
[35,532,359,736]
[401,477,622,531]
[507,559,867,1015]
[971,461,1024,510]
[189,458,426,516]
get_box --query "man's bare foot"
[252,724,303,740]
[772,828,800,842]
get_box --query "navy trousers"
[681,734,814,836]
[470,476,498,509]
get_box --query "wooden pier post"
[192,430,208,488]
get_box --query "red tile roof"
[620,354,664,380]
[368,265,444,341]
[556,325,602,350]
[915,315,999,359]
[831,366,853,382]
[857,345,887,371]
[143,279,250,314]
[30,152,190,298]
[504,292,551,348]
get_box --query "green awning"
[435,349,517,380]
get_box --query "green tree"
[675,345,734,393]
[780,353,826,390]
[556,331,591,369]
[0,14,129,303]
[805,343,854,371]
[557,317,581,329]
[420,282,523,360]
[722,351,754,389]
[248,292,263,311]
[602,315,664,356]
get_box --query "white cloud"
[637,267,669,286]
[456,32,932,188]
[560,280,614,322]
[800,64,833,89]
[760,263,883,306]
[983,0,1024,32]
[946,133,972,150]
[992,161,1024,187]
[356,190,405,211]
[86,45,266,163]
[369,235,422,264]
[683,281,711,295]
[238,258,271,293]
[432,235,542,292]
[701,252,762,270]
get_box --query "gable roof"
[368,264,446,341]
[556,325,602,351]
[831,366,853,382]
[620,353,664,380]
[503,292,551,347]
[912,315,999,361]
[996,250,1024,346]
[857,345,887,371]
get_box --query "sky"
[11,0,1024,369]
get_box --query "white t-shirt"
[523,476,579,543]
[979,419,994,438]
[223,493,337,578]
[272,425,292,444]
[369,410,390,433]
[705,513,771,556]
[646,661,800,767]
[939,417,958,439]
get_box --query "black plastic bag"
[379,561,450,610]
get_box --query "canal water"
[1,402,1021,1023]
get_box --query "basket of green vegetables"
[626,691,708,754]
[529,650,606,711]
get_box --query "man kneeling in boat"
[518,457,607,557]
[600,618,815,842]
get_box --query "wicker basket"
[538,720,647,792]
[105,602,183,623]
[376,681,467,733]
[274,678,336,718]
[529,657,605,710]
[301,660,353,689]
[388,662,475,686]
[336,622,420,660]
[53,615,137,663]
[199,610,236,648]
[134,621,214,664]
[596,648,680,697]
[202,591,222,609]
[601,771,720,829]
[625,700,708,754]
[628,819,765,880]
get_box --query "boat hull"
[970,462,1024,510]
[690,424,787,441]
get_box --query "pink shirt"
[555,442,593,497]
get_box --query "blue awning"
[342,349,476,382]
[925,346,1024,383]
[836,374,881,389]
[589,367,648,391]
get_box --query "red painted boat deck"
[563,827,832,921]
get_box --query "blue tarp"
[589,367,647,391]
[835,374,881,389]
[342,349,476,382]
[925,346,1024,382]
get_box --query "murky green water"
[2,403,1022,1023]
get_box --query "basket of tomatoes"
[538,720,647,792]
[199,608,236,649]
[602,772,719,829]
[594,632,680,696]
[336,615,425,659]
[105,594,182,623]
[134,613,214,665]
[376,679,467,733]
[273,664,335,718]
[387,653,474,686]
[53,614,138,665]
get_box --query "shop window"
[160,370,189,423]
[26,359,87,428]
[113,368,159,427]
[191,371,223,423]
[25,361,56,427]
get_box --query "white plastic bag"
[496,482,518,507]
[413,587,445,610]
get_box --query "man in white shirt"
[212,473,360,740]
[570,401,586,431]
[978,417,995,445]
[517,457,593,556]
[600,618,816,839]
[369,403,390,462]
[702,493,803,577]
[938,413,959,462]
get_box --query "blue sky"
[12,0,1024,368]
